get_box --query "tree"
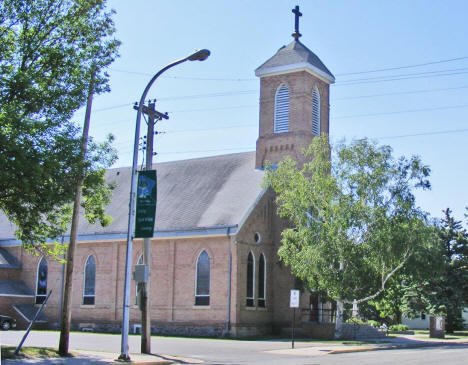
[0,0,120,255]
[265,135,433,331]
[403,209,468,332]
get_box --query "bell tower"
[255,6,335,169]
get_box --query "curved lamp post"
[119,49,210,361]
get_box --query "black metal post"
[292,307,295,349]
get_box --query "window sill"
[80,305,96,309]
[244,306,267,311]
[192,305,211,309]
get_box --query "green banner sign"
[135,170,157,238]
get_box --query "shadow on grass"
[1,346,73,360]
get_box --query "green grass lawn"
[412,330,468,339]
[1,346,73,360]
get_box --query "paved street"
[2,330,468,364]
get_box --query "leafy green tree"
[265,135,433,330]
[403,209,468,332]
[0,0,120,255]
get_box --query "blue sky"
[76,0,468,223]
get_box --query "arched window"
[274,84,290,133]
[312,87,320,136]
[36,257,47,304]
[83,255,96,305]
[258,254,266,307]
[195,251,210,306]
[246,252,255,307]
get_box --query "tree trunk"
[58,68,95,356]
[335,300,344,338]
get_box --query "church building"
[0,8,336,337]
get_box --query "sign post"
[290,289,300,349]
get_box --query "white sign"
[290,290,300,308]
[435,316,444,331]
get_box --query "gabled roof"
[14,303,48,323]
[0,248,21,268]
[0,280,34,297]
[255,40,335,84]
[0,151,265,243]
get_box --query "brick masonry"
[0,42,335,338]
[256,70,330,168]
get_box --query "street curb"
[327,339,468,355]
[328,346,379,354]
[114,361,173,365]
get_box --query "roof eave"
[255,62,335,84]
[0,225,239,246]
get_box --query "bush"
[367,320,381,327]
[346,318,366,325]
[389,324,409,331]
[345,318,382,327]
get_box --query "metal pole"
[119,50,210,361]
[292,308,295,349]
[15,290,52,355]
[141,101,155,353]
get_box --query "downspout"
[225,227,232,336]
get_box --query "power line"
[94,101,468,129]
[167,104,257,114]
[90,99,468,127]
[334,85,468,100]
[337,67,468,84]
[334,70,468,86]
[110,55,468,82]
[157,90,257,101]
[336,56,468,76]
[165,123,256,134]
[114,128,468,157]
[76,83,468,119]
[158,147,254,155]
[110,68,255,81]
[376,128,468,140]
[333,103,468,119]
[93,103,133,112]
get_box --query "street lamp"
[119,49,210,361]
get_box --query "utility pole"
[119,49,209,361]
[59,67,96,356]
[134,100,168,354]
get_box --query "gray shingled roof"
[255,40,334,82]
[0,152,265,241]
[0,248,21,268]
[0,280,34,296]
[0,213,16,241]
[14,303,48,322]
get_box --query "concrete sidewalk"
[2,350,199,364]
[3,334,468,364]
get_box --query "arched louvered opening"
[83,255,96,305]
[195,250,210,306]
[274,84,290,133]
[246,252,255,307]
[36,257,47,304]
[312,87,320,136]
[258,253,266,307]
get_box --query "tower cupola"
[255,6,334,169]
